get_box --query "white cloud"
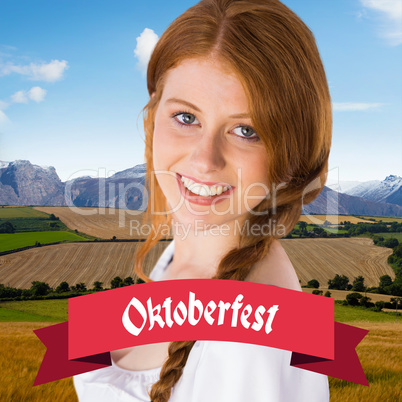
[11,90,28,104]
[332,102,383,111]
[28,86,47,102]
[0,110,10,125]
[361,0,402,20]
[9,86,47,106]
[0,100,9,110]
[134,28,159,73]
[0,59,69,82]
[360,0,402,45]
[30,60,68,82]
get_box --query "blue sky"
[0,0,401,184]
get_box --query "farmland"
[280,237,394,287]
[0,206,50,219]
[0,241,171,288]
[360,216,402,223]
[373,232,402,242]
[0,237,394,289]
[34,206,145,239]
[35,208,394,239]
[302,288,395,303]
[0,231,88,253]
[298,214,376,225]
[0,206,399,400]
[0,303,400,401]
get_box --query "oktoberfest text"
[122,292,279,336]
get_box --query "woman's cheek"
[153,126,171,169]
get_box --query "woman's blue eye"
[233,125,258,139]
[175,112,199,125]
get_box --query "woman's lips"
[176,173,235,206]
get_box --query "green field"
[0,206,70,232]
[0,206,49,219]
[334,304,400,323]
[0,231,88,252]
[0,217,69,232]
[374,232,402,242]
[0,299,68,322]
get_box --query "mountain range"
[0,160,401,217]
[339,175,402,207]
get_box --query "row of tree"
[341,292,401,311]
[304,272,401,296]
[288,220,402,239]
[0,221,15,233]
[0,276,139,300]
[342,221,402,234]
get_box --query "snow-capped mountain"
[338,180,363,193]
[340,175,402,207]
[0,161,10,169]
[0,160,147,210]
[109,163,147,180]
[0,160,65,206]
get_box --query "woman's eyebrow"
[165,97,250,119]
[166,98,201,112]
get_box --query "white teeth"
[199,186,209,197]
[180,176,231,197]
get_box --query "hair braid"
[149,341,196,401]
[149,212,281,401]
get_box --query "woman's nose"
[190,131,226,174]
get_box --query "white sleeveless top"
[74,241,329,401]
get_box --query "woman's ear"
[151,92,156,99]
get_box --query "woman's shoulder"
[245,238,302,291]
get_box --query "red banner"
[33,280,368,386]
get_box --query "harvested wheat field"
[0,241,171,289]
[0,322,78,402]
[280,237,394,287]
[329,322,402,402]
[1,321,400,401]
[33,209,380,239]
[299,214,375,225]
[33,206,146,239]
[360,216,402,223]
[0,237,394,290]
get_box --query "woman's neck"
[166,218,241,279]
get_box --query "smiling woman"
[74,0,332,401]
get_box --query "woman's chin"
[170,209,242,236]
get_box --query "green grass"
[0,206,70,233]
[0,217,69,232]
[0,231,88,252]
[0,299,68,322]
[0,308,59,322]
[334,303,400,323]
[373,232,402,242]
[0,206,49,219]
